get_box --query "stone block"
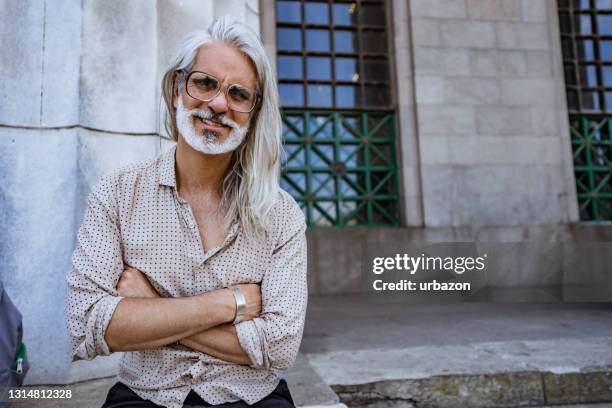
[448,135,509,165]
[459,164,564,196]
[411,0,466,19]
[414,47,471,75]
[41,0,81,127]
[0,127,78,383]
[334,372,545,408]
[0,0,44,126]
[470,49,527,77]
[496,22,550,50]
[421,165,454,227]
[521,0,548,23]
[455,191,565,226]
[76,129,160,192]
[448,136,563,166]
[459,164,534,196]
[543,371,612,405]
[420,165,455,198]
[514,193,567,224]
[466,0,521,21]
[418,105,476,135]
[525,50,553,77]
[415,75,444,104]
[423,192,454,227]
[525,165,567,195]
[531,107,561,136]
[80,0,157,133]
[419,135,449,165]
[445,77,500,105]
[308,229,365,294]
[440,20,496,48]
[411,18,440,47]
[501,78,556,106]
[476,107,532,135]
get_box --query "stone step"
[304,336,612,408]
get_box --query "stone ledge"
[332,370,612,408]
[305,336,612,408]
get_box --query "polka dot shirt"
[65,145,308,408]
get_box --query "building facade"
[0,0,605,385]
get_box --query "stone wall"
[407,0,579,227]
[0,0,259,384]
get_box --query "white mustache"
[189,109,239,130]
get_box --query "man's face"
[173,41,258,155]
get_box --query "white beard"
[176,96,249,155]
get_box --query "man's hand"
[117,265,160,298]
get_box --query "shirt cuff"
[95,295,124,355]
[72,295,123,361]
[235,318,270,369]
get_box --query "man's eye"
[193,77,217,90]
[229,87,251,102]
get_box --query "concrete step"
[304,336,612,408]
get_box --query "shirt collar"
[158,144,241,237]
[158,144,177,188]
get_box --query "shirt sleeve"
[65,174,125,362]
[235,195,308,371]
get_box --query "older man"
[65,17,307,408]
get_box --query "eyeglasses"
[179,70,260,113]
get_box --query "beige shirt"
[65,145,307,408]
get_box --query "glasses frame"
[178,70,261,113]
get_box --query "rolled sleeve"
[236,198,307,371]
[65,175,125,362]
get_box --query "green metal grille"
[570,114,612,220]
[280,109,400,227]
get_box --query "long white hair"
[161,17,282,241]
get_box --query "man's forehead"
[191,42,257,87]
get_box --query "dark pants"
[102,379,295,408]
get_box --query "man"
[65,17,307,408]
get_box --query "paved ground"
[10,294,612,407]
[301,294,612,353]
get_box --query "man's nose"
[207,91,229,114]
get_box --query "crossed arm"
[105,266,261,365]
[65,177,307,370]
